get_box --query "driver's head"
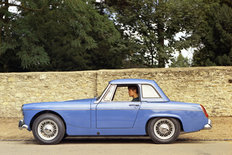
[128,86,138,98]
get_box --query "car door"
[96,84,141,128]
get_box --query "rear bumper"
[203,119,212,130]
[18,120,28,130]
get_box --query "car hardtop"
[109,78,155,85]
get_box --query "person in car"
[128,86,140,102]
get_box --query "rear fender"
[145,114,184,133]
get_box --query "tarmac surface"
[0,139,232,155]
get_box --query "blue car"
[19,79,212,144]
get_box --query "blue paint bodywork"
[21,79,209,136]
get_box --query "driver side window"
[113,86,131,101]
[102,84,140,102]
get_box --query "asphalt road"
[0,138,231,155]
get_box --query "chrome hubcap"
[38,119,58,141]
[159,124,170,135]
[44,124,54,135]
[154,119,175,140]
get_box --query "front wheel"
[147,118,180,144]
[32,113,65,144]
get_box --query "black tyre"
[32,113,65,144]
[147,118,180,144]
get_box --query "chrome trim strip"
[140,108,202,111]
[24,109,137,111]
[24,109,90,111]
[24,108,201,111]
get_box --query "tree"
[193,0,232,66]
[106,0,204,68]
[0,0,22,71]
[0,0,127,72]
[170,53,190,67]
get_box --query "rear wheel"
[32,113,65,144]
[147,118,180,144]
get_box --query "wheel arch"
[145,115,184,135]
[30,110,67,133]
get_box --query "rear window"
[141,84,161,98]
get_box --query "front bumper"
[18,120,28,130]
[203,119,212,130]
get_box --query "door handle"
[129,104,139,106]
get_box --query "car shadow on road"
[58,137,205,144]
[19,137,206,145]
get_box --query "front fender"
[23,108,91,132]
[23,110,43,131]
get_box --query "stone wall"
[0,71,97,118]
[0,67,231,117]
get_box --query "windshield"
[96,84,109,100]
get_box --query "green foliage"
[106,0,204,68]
[1,0,231,71]
[0,0,127,72]
[170,54,190,68]
[193,0,232,66]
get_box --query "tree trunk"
[0,25,2,49]
[157,20,165,68]
[156,0,166,68]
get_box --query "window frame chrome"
[94,84,112,104]
[101,84,117,102]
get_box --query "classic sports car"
[19,79,211,144]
